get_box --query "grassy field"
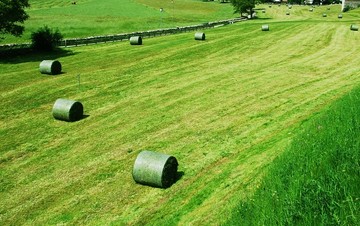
[227,85,360,225]
[1,4,360,225]
[1,0,234,43]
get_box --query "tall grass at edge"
[227,86,360,225]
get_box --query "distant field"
[1,0,234,43]
[1,4,360,226]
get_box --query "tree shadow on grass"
[0,47,76,64]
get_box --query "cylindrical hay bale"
[130,36,142,45]
[323,13,327,17]
[338,14,343,19]
[309,8,313,12]
[132,150,178,188]
[261,24,269,31]
[350,24,359,31]
[52,98,83,122]
[194,32,205,41]
[39,60,62,75]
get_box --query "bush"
[31,26,63,51]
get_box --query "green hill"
[1,3,360,225]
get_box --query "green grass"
[1,4,360,225]
[1,0,234,43]
[227,85,360,225]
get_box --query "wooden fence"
[0,17,246,52]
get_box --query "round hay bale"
[309,8,313,12]
[338,14,343,19]
[132,150,178,188]
[323,13,327,17]
[130,36,142,45]
[195,32,205,41]
[52,98,83,122]
[261,24,269,31]
[39,60,62,75]
[286,11,290,15]
[350,24,359,31]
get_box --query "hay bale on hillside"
[261,24,270,31]
[350,24,359,31]
[338,14,343,19]
[130,36,142,45]
[52,98,83,122]
[195,32,205,41]
[132,150,178,188]
[39,60,62,75]
[323,13,327,17]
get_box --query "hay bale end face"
[39,60,62,75]
[133,150,178,188]
[130,36,142,45]
[261,24,269,31]
[52,98,83,122]
[350,24,359,31]
[194,32,205,41]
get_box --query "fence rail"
[0,17,246,51]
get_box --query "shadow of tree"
[0,48,76,64]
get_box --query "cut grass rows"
[1,16,360,225]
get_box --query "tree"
[0,0,30,37]
[31,26,63,51]
[230,0,256,18]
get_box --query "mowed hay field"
[1,5,360,225]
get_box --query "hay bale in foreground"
[132,150,178,188]
[39,60,62,75]
[52,98,83,122]
[130,36,142,45]
[350,24,359,31]
[261,24,269,31]
[195,32,205,41]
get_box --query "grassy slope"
[227,85,360,225]
[1,0,234,43]
[1,5,360,225]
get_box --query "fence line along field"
[1,4,360,226]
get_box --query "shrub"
[31,26,63,51]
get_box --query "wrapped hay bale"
[39,60,62,75]
[195,32,205,41]
[130,36,142,45]
[52,98,83,122]
[350,24,359,31]
[261,24,269,31]
[133,150,178,188]
[338,14,343,19]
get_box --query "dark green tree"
[0,0,30,37]
[230,0,256,18]
[31,26,63,51]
